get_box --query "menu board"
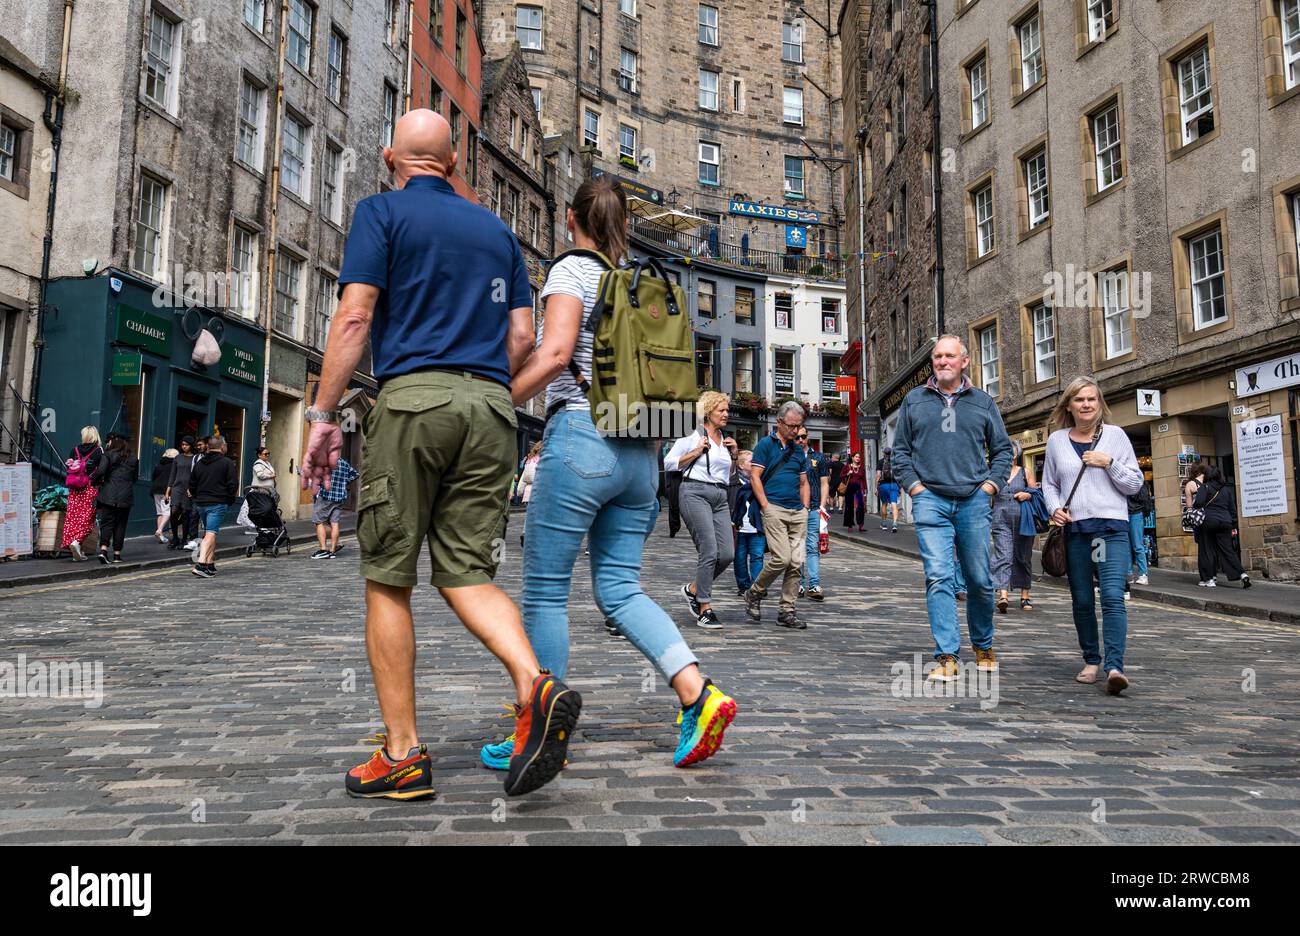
[0,463,34,557]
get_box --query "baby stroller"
[243,488,291,557]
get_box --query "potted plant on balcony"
[730,391,771,417]
[818,399,850,419]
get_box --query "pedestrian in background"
[662,440,684,538]
[151,447,176,543]
[311,456,359,559]
[827,452,844,513]
[188,434,237,578]
[61,425,106,561]
[95,435,138,564]
[1194,465,1250,589]
[519,441,542,505]
[731,450,766,596]
[1127,481,1153,587]
[666,390,738,629]
[798,430,829,602]
[1042,377,1144,694]
[166,436,196,550]
[875,447,900,532]
[841,451,865,530]
[238,446,277,533]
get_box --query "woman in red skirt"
[61,426,106,560]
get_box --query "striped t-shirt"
[539,254,605,413]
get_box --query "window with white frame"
[699,69,719,110]
[327,28,346,104]
[0,124,15,181]
[531,88,542,114]
[143,7,179,113]
[773,349,795,394]
[968,54,988,129]
[822,297,841,333]
[236,77,265,170]
[274,252,304,337]
[384,0,399,46]
[583,108,599,148]
[784,156,804,197]
[775,292,793,329]
[699,5,718,45]
[1024,147,1049,228]
[977,324,1000,396]
[1087,0,1114,42]
[132,174,167,280]
[783,86,803,125]
[322,142,343,224]
[1019,12,1043,89]
[1101,268,1132,358]
[619,48,637,93]
[282,113,311,198]
[897,184,908,253]
[313,271,336,349]
[620,0,636,16]
[1188,227,1226,328]
[244,0,264,31]
[1031,301,1056,382]
[698,141,719,185]
[1293,193,1300,271]
[287,0,313,73]
[1176,45,1214,145]
[698,279,715,317]
[619,124,637,162]
[732,77,745,112]
[1092,100,1122,190]
[230,225,258,319]
[896,77,906,140]
[973,181,994,257]
[1284,0,1300,88]
[783,21,803,63]
[517,6,543,49]
[383,83,397,148]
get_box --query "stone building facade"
[936,0,1300,578]
[411,0,484,202]
[481,0,846,264]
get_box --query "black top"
[828,460,845,486]
[96,452,139,508]
[70,443,107,485]
[1194,480,1237,527]
[188,453,238,506]
[150,457,174,496]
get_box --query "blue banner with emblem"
[785,225,809,248]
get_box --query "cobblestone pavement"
[2,517,1299,845]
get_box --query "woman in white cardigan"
[1042,377,1145,695]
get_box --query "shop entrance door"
[214,400,246,483]
[174,388,208,448]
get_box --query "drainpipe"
[855,125,867,402]
[258,0,289,447]
[27,0,75,459]
[930,0,944,335]
[403,0,414,111]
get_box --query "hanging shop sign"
[1236,351,1300,398]
[729,200,820,225]
[110,352,142,386]
[221,343,262,387]
[114,304,172,357]
[1136,388,1161,417]
[591,169,663,205]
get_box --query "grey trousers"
[991,520,1034,591]
[679,480,735,605]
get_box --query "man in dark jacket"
[187,434,238,578]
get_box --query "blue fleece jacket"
[891,380,1014,499]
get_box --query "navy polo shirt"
[750,431,809,510]
[806,450,828,508]
[338,175,532,386]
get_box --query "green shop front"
[37,269,265,536]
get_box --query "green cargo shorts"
[356,370,517,589]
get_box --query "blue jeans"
[522,409,698,684]
[1128,513,1148,577]
[801,507,821,589]
[953,545,967,594]
[734,531,766,591]
[1067,530,1129,673]
[912,489,994,659]
[195,504,227,534]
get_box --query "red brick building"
[410,0,484,201]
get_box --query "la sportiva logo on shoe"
[49,867,151,916]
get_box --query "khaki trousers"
[752,504,808,613]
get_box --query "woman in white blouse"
[665,391,739,629]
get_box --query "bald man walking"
[303,110,580,800]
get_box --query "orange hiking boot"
[504,670,582,797]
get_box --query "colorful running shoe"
[480,732,516,770]
[504,670,582,796]
[673,679,737,768]
[345,742,435,800]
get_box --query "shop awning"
[838,339,862,375]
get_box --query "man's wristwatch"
[305,408,342,424]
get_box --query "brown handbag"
[1041,426,1101,578]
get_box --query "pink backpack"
[65,446,101,490]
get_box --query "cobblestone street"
[3,518,1299,845]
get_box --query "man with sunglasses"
[745,401,811,629]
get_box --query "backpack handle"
[628,257,681,316]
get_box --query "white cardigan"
[1041,424,1144,522]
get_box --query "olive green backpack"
[551,249,698,437]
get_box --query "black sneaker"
[737,587,748,596]
[681,583,701,618]
[191,564,215,578]
[311,549,331,560]
[604,619,626,639]
[97,552,111,565]
[777,610,806,630]
[1241,574,1252,589]
[695,609,722,630]
[797,584,806,598]
[743,587,762,622]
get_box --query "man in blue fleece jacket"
[892,335,1014,682]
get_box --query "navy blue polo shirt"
[806,450,828,508]
[750,431,809,510]
[339,175,532,386]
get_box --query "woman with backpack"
[165,436,196,549]
[95,435,139,564]
[1194,465,1250,589]
[61,426,106,561]
[477,176,736,774]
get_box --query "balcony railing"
[630,215,845,281]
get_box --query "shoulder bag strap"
[1062,424,1102,509]
[760,445,795,486]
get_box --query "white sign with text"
[1235,416,1288,518]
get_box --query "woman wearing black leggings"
[1194,465,1250,588]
